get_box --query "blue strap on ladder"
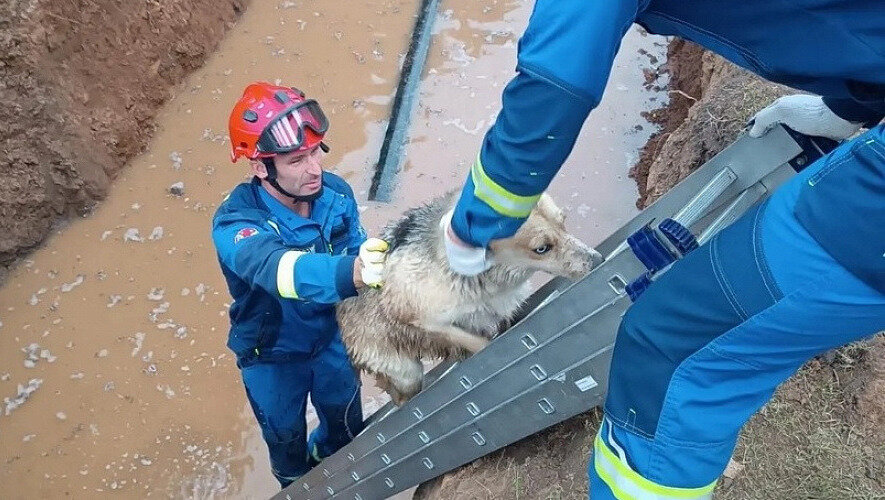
[659,218,699,254]
[625,218,698,301]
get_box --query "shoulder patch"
[234,227,260,243]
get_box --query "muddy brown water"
[0,0,666,498]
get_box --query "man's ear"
[251,159,269,179]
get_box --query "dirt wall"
[0,0,246,272]
[630,40,792,209]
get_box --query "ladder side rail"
[334,308,626,499]
[295,253,644,493]
[597,127,801,254]
[331,301,628,493]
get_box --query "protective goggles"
[257,99,329,154]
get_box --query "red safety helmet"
[228,82,329,162]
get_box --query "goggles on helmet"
[256,99,329,155]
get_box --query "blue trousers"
[241,337,364,488]
[590,131,885,498]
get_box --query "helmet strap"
[260,157,323,203]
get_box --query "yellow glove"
[359,238,389,288]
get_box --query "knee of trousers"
[257,408,308,444]
[603,295,696,438]
[262,425,307,445]
[602,207,770,438]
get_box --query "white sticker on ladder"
[575,375,598,392]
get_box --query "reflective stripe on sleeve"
[470,153,541,218]
[277,250,307,298]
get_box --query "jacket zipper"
[317,197,336,254]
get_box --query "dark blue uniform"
[212,173,366,486]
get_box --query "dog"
[336,191,603,405]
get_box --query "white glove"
[748,94,862,141]
[359,238,389,288]
[440,210,493,276]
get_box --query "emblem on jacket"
[234,227,259,243]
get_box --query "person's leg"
[307,336,365,462]
[241,361,311,488]
[589,133,885,498]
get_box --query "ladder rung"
[672,167,737,227]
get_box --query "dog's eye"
[533,244,551,255]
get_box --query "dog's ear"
[528,195,563,229]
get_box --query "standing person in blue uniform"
[438,1,884,497]
[212,82,389,488]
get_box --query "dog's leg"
[373,373,393,394]
[411,320,490,354]
[389,358,423,405]
[363,354,423,405]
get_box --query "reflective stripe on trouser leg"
[273,471,303,489]
[593,418,715,500]
[592,224,885,497]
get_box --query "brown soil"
[630,39,706,209]
[0,0,246,274]
[718,339,885,499]
[638,52,791,208]
[630,39,790,209]
[416,40,885,500]
[414,409,602,500]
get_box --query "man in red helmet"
[211,82,388,487]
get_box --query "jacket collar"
[251,176,339,232]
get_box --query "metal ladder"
[273,125,837,500]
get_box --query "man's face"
[262,145,324,196]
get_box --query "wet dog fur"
[336,191,602,405]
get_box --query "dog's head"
[488,194,603,279]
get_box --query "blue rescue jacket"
[212,173,366,361]
[450,0,884,292]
